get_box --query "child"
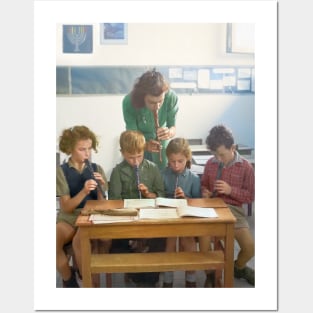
[56,125,111,287]
[108,130,166,287]
[160,138,200,287]
[200,124,255,286]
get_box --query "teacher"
[122,69,179,169]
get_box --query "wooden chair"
[58,198,112,287]
[213,202,254,286]
[247,202,254,216]
[187,138,203,145]
[63,241,112,287]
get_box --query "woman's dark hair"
[130,69,169,108]
[205,124,234,151]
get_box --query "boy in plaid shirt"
[200,124,255,286]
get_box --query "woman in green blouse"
[122,69,179,169]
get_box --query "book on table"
[123,197,187,209]
[89,214,137,224]
[139,206,218,219]
[87,198,218,222]
[89,206,218,222]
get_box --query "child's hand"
[214,180,232,195]
[175,187,185,199]
[138,183,150,198]
[93,172,105,186]
[84,179,98,194]
[202,187,212,198]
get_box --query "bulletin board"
[56,65,255,95]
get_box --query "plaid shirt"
[200,151,254,207]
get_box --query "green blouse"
[122,90,179,169]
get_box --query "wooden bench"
[91,251,224,274]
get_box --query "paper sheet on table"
[89,214,137,223]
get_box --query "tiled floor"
[57,207,255,288]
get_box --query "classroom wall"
[56,23,255,179]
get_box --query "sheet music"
[124,198,155,208]
[123,197,187,209]
[139,208,178,219]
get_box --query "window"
[226,23,254,54]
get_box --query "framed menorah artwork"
[63,25,93,53]
[100,23,128,45]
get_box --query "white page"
[124,198,155,208]
[155,197,187,208]
[139,208,178,219]
[178,206,218,218]
[89,214,137,223]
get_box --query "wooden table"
[76,198,236,287]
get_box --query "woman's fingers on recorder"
[157,127,169,140]
[147,140,160,152]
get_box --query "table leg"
[223,224,234,287]
[80,228,92,287]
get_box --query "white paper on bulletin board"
[238,68,251,78]
[210,79,223,90]
[197,69,210,88]
[183,70,197,80]
[223,75,236,87]
[237,79,251,91]
[212,68,235,74]
[169,67,183,78]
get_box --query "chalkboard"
[56,65,254,95]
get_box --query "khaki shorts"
[228,205,249,229]
[56,208,82,228]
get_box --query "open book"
[124,197,187,209]
[139,206,218,219]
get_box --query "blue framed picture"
[63,25,93,53]
[100,23,127,45]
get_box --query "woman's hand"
[157,127,174,141]
[146,139,161,152]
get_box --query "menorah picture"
[63,25,93,53]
